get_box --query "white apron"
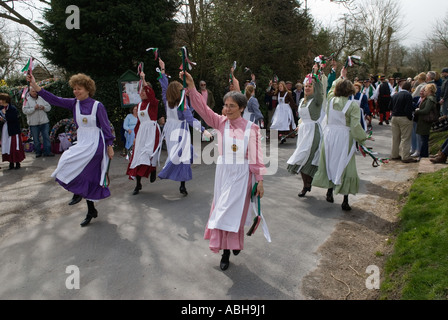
[1,123,20,155]
[130,102,162,169]
[207,121,253,233]
[323,99,356,186]
[287,98,322,171]
[270,93,296,131]
[162,105,191,166]
[51,101,108,186]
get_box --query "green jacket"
[415,95,437,136]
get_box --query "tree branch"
[0,1,43,36]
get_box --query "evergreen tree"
[41,0,179,77]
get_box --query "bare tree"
[350,0,403,74]
[430,11,448,50]
[0,0,49,37]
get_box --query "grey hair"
[427,71,436,81]
[223,91,247,109]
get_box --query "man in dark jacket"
[375,75,393,125]
[390,81,416,163]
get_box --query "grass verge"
[380,131,448,300]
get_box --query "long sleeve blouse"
[38,89,115,146]
[159,74,204,132]
[327,78,368,145]
[187,87,266,182]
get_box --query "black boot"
[220,250,231,271]
[69,194,83,206]
[342,195,352,211]
[298,173,312,197]
[326,188,334,203]
[179,181,188,195]
[8,162,14,170]
[133,176,142,195]
[150,170,157,183]
[80,200,98,227]
[14,162,21,170]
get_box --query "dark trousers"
[420,134,429,158]
[441,138,448,155]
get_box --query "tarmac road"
[0,122,418,300]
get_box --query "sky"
[306,0,448,47]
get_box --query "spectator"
[199,80,216,114]
[22,87,54,158]
[426,71,441,102]
[389,81,416,163]
[122,104,138,157]
[0,93,26,170]
[414,84,438,159]
[373,75,393,125]
[243,85,264,127]
[439,68,448,116]
[353,82,371,130]
[430,137,448,164]
[412,72,427,99]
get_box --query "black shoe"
[44,153,55,157]
[8,163,14,170]
[80,209,98,227]
[232,250,241,256]
[220,250,230,271]
[298,187,311,198]
[179,186,188,195]
[378,122,383,125]
[385,120,390,125]
[150,171,157,183]
[342,202,352,211]
[133,183,142,195]
[326,190,334,203]
[69,194,83,206]
[36,154,42,158]
[14,162,21,170]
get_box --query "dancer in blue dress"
[157,59,211,195]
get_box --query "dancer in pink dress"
[183,70,269,271]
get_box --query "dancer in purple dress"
[28,73,115,227]
[157,59,211,195]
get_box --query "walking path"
[0,121,445,300]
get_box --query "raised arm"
[27,73,75,110]
[182,71,224,129]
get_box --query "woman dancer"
[312,67,368,211]
[270,81,297,141]
[287,64,324,197]
[183,70,269,271]
[27,73,115,227]
[0,93,26,170]
[157,59,210,195]
[126,72,162,195]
